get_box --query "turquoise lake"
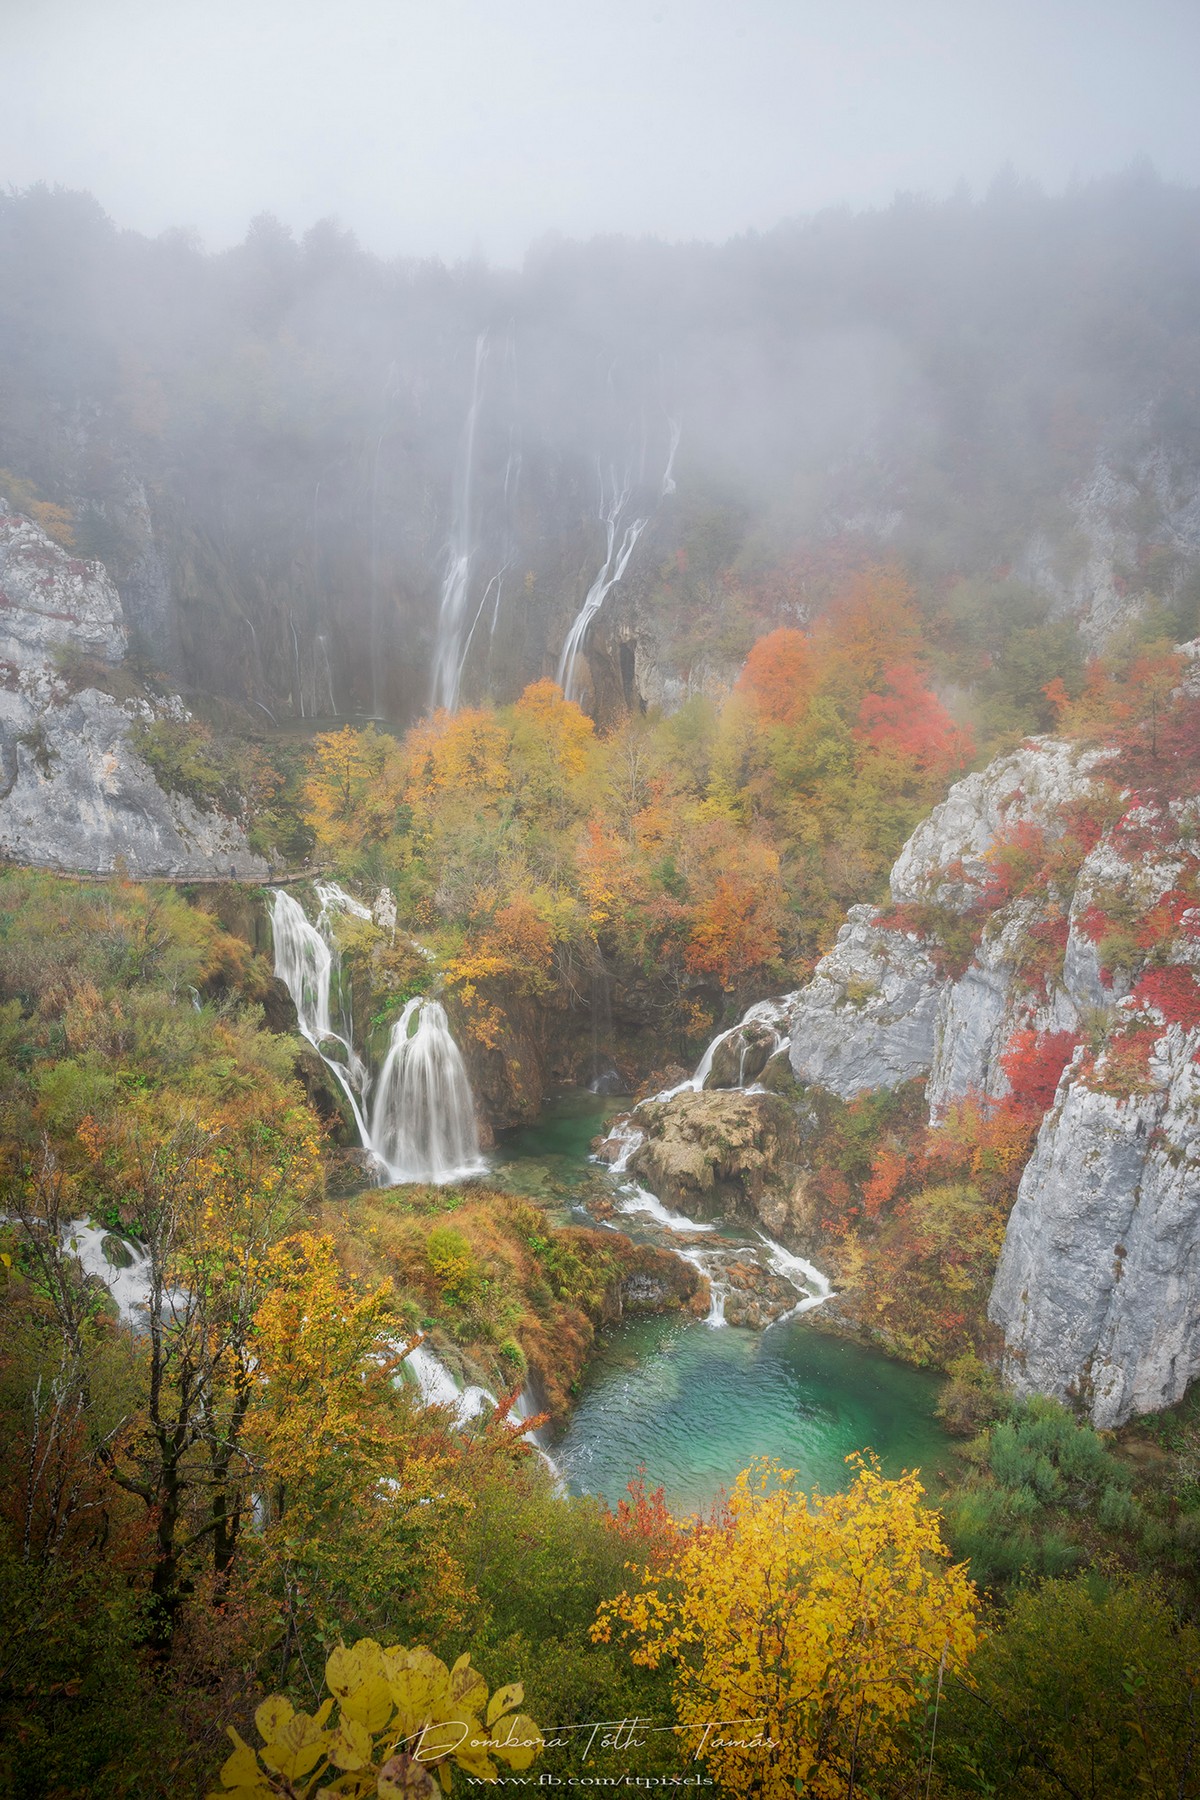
[496,1091,953,1516]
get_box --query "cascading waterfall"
[269,888,371,1141]
[556,418,680,707]
[557,471,647,705]
[600,984,831,1318]
[659,991,799,1100]
[431,334,488,714]
[661,417,681,496]
[370,998,486,1184]
[269,888,485,1187]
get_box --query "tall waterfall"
[431,335,488,714]
[269,888,484,1186]
[556,420,680,707]
[370,998,485,1184]
[557,472,648,705]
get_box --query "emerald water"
[554,1312,949,1516]
[495,1091,953,1516]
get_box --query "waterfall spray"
[370,997,485,1184]
[269,889,484,1186]
[431,335,488,713]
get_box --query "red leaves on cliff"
[999,1029,1080,1116]
[1131,965,1200,1031]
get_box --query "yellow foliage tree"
[305,726,402,855]
[593,1457,978,1798]
[209,1637,542,1797]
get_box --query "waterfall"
[397,1341,563,1482]
[557,471,648,706]
[670,992,799,1098]
[431,334,488,714]
[661,417,681,497]
[678,1247,729,1328]
[61,1220,156,1329]
[596,982,831,1319]
[618,1183,714,1234]
[369,997,486,1185]
[269,889,484,1186]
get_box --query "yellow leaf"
[255,1695,294,1741]
[489,1712,544,1771]
[259,1710,332,1783]
[486,1680,523,1726]
[382,1647,452,1739]
[377,1751,437,1799]
[328,1716,373,1771]
[448,1653,487,1719]
[219,1730,262,1788]
[445,1718,495,1780]
[326,1640,393,1733]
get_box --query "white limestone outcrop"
[990,1024,1200,1427]
[0,500,266,879]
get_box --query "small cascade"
[270,889,484,1187]
[398,1342,563,1482]
[557,472,648,706]
[268,889,371,1141]
[61,1220,158,1329]
[660,991,800,1101]
[757,1232,835,1320]
[432,334,488,714]
[399,1341,494,1423]
[678,1247,729,1328]
[369,998,486,1185]
[617,1183,715,1234]
[600,990,800,1180]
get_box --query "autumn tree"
[305,726,403,856]
[594,1457,978,1799]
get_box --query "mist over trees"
[1,168,1198,723]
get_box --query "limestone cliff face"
[783,724,1200,1426]
[989,1024,1200,1428]
[788,906,943,1099]
[789,739,1102,1111]
[0,501,266,879]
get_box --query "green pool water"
[553,1312,951,1516]
[495,1091,953,1516]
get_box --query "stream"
[495,1093,952,1514]
[264,888,952,1516]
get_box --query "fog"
[3,0,1200,262]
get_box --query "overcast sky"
[3,0,1198,264]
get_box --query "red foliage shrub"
[980,822,1047,910]
[1131,965,1200,1031]
[999,1029,1081,1116]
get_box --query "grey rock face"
[0,687,266,878]
[0,505,127,669]
[990,1026,1200,1427]
[790,740,1100,1108]
[0,502,265,879]
[890,738,1099,908]
[789,905,942,1099]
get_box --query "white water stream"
[269,887,485,1186]
[598,986,831,1323]
[557,472,648,704]
[431,334,488,714]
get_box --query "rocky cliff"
[0,501,266,879]
[781,715,1200,1426]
